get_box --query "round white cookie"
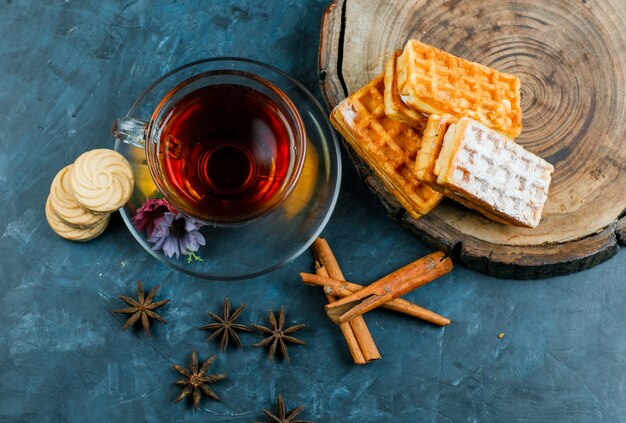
[45,195,110,242]
[70,149,134,213]
[49,165,108,228]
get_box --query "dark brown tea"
[158,83,295,221]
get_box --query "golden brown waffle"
[435,117,553,227]
[396,40,522,138]
[330,75,443,218]
[383,50,428,129]
[415,113,457,187]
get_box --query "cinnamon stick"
[313,238,381,362]
[323,251,453,323]
[301,272,450,326]
[317,264,366,364]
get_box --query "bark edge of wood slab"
[318,0,626,279]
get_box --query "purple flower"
[132,198,177,238]
[147,212,206,259]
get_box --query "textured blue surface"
[1,1,626,422]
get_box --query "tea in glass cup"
[114,70,306,225]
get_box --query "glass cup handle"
[112,117,148,148]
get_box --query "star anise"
[255,394,311,423]
[200,298,252,352]
[172,352,226,411]
[113,280,169,336]
[252,306,305,362]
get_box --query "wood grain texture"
[319,0,626,279]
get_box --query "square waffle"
[330,75,444,218]
[416,114,510,224]
[396,39,522,138]
[383,49,428,129]
[434,117,553,227]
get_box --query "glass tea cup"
[112,68,306,226]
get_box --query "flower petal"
[153,216,166,230]
[192,231,206,246]
[183,219,195,232]
[164,236,180,258]
[179,238,189,256]
[163,213,176,225]
[146,223,158,239]
[182,233,198,253]
[150,235,166,251]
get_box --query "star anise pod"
[200,298,252,352]
[255,394,311,423]
[113,280,169,336]
[252,306,305,362]
[172,352,226,411]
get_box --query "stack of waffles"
[330,40,553,228]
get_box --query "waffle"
[415,114,509,223]
[384,50,428,129]
[415,113,457,187]
[434,117,553,227]
[330,75,444,218]
[396,40,522,138]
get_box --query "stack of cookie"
[330,39,554,228]
[46,149,134,241]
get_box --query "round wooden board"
[319,0,626,279]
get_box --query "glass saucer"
[114,58,341,280]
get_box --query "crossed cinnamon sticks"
[301,238,452,364]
